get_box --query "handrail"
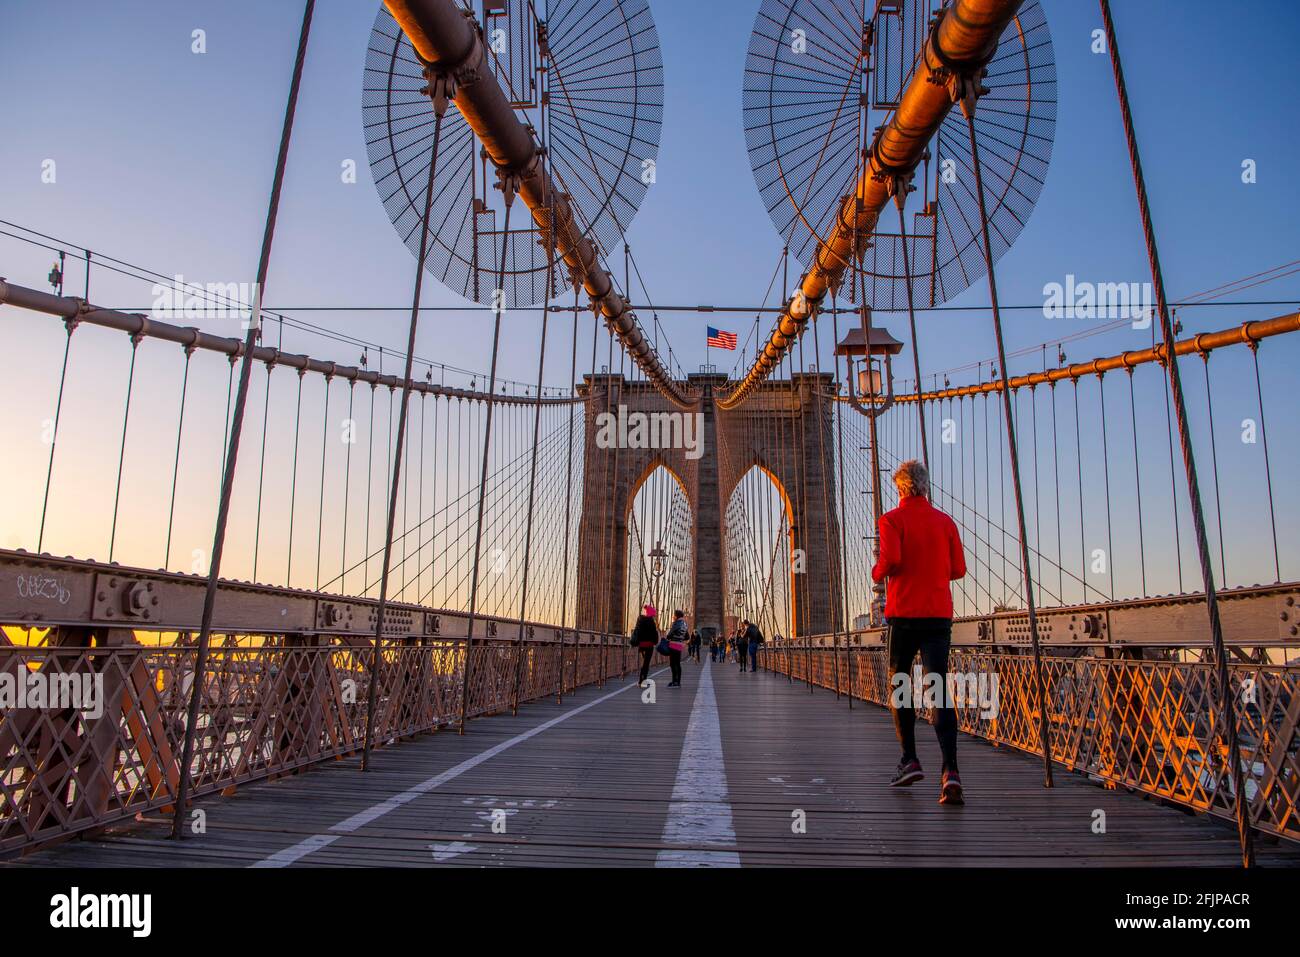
[0,279,582,407]
[756,637,1300,844]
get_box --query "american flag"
[706,326,738,350]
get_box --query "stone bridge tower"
[575,372,842,638]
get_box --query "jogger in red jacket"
[872,459,968,805]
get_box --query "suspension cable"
[961,93,1054,789]
[172,0,316,840]
[1099,0,1252,865]
[361,89,446,768]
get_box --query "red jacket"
[871,496,966,619]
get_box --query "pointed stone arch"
[575,371,840,638]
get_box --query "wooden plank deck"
[11,659,1299,868]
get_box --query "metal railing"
[1,620,637,856]
[758,636,1300,844]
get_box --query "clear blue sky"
[2,0,1296,381]
[1,0,1297,592]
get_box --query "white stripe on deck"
[655,661,741,867]
[252,669,667,868]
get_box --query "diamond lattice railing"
[759,639,1299,844]
[1,632,634,855]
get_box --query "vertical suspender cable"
[1126,368,1147,595]
[340,381,356,592]
[38,320,76,553]
[1201,357,1228,583]
[1050,369,1063,602]
[512,188,556,714]
[1249,345,1280,583]
[1098,374,1116,597]
[1099,0,1252,865]
[830,292,852,705]
[252,360,274,582]
[285,369,305,585]
[458,176,515,732]
[107,334,141,563]
[1072,380,1086,602]
[316,374,333,590]
[961,96,1053,788]
[165,343,195,568]
[895,199,929,469]
[363,100,445,769]
[558,283,580,701]
[1160,333,1184,592]
[172,0,316,840]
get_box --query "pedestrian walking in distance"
[632,605,660,687]
[742,619,764,673]
[872,460,968,805]
[665,609,689,687]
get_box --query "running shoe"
[890,759,924,787]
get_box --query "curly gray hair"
[893,459,929,499]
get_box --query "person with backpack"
[631,605,660,686]
[664,609,689,687]
[872,459,968,806]
[743,619,764,672]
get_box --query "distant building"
[852,614,871,631]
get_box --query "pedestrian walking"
[872,460,968,806]
[664,609,689,687]
[631,604,660,686]
[743,619,764,672]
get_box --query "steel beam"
[5,548,1293,651]
[0,548,612,646]
[872,311,1300,404]
[800,581,1300,650]
[719,0,1023,409]
[383,0,692,408]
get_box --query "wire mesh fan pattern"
[363,0,664,309]
[743,0,1055,309]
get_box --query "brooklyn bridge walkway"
[12,660,1296,868]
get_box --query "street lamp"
[835,315,903,420]
[836,314,904,627]
[649,541,667,608]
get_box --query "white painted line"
[656,662,741,867]
[252,669,667,868]
[430,840,477,862]
[250,832,339,868]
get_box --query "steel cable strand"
[363,102,446,770]
[512,192,556,712]
[963,102,1053,787]
[173,0,316,839]
[1099,0,1251,862]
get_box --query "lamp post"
[836,317,904,626]
[649,541,667,610]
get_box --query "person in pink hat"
[631,604,660,686]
